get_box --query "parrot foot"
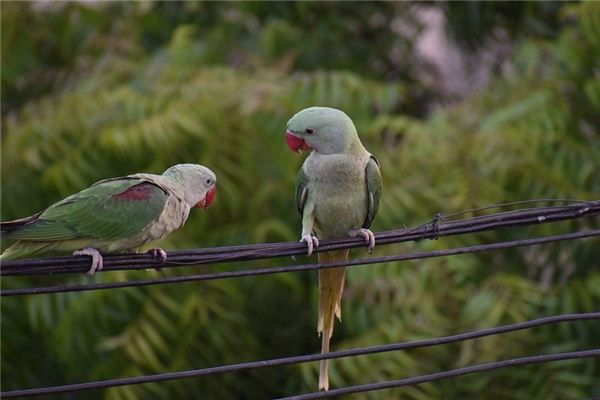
[147,248,168,263]
[348,228,376,254]
[147,248,168,271]
[300,234,320,256]
[73,247,104,276]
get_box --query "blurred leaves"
[1,1,599,400]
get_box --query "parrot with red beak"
[1,164,217,275]
[286,107,382,390]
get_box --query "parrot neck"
[162,171,191,203]
[346,137,367,155]
[310,125,367,155]
[314,135,366,156]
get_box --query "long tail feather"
[317,249,349,391]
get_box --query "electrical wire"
[1,201,598,276]
[277,349,600,400]
[2,312,598,398]
[2,200,598,398]
[2,229,598,297]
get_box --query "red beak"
[285,130,312,153]
[195,185,217,209]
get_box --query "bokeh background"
[1,2,599,399]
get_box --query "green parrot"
[1,164,217,275]
[285,106,382,390]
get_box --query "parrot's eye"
[305,128,315,134]
[206,179,211,184]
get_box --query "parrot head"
[285,107,360,155]
[163,164,217,209]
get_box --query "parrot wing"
[362,155,382,229]
[5,177,169,242]
[295,167,310,215]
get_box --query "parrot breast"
[304,152,370,239]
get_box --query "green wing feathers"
[4,179,168,242]
[295,167,309,216]
[362,155,382,229]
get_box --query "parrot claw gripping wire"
[349,228,376,254]
[147,248,168,271]
[73,247,104,276]
[300,234,320,256]
[147,248,168,263]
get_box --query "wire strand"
[1,201,598,276]
[2,312,598,398]
[2,229,598,297]
[277,349,600,400]
[438,198,596,220]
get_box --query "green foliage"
[1,1,433,117]
[1,2,599,399]
[444,1,566,49]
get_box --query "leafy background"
[1,2,599,399]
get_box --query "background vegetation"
[1,2,599,399]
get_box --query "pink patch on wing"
[114,184,153,201]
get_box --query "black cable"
[2,313,598,398]
[1,201,598,276]
[439,198,596,220]
[277,349,600,400]
[2,229,598,297]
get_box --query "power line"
[2,312,598,398]
[2,229,598,297]
[277,349,600,400]
[1,201,598,276]
[437,198,595,219]
[1,200,598,398]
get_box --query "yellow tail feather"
[317,249,349,391]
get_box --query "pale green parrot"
[1,164,217,275]
[285,107,382,390]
